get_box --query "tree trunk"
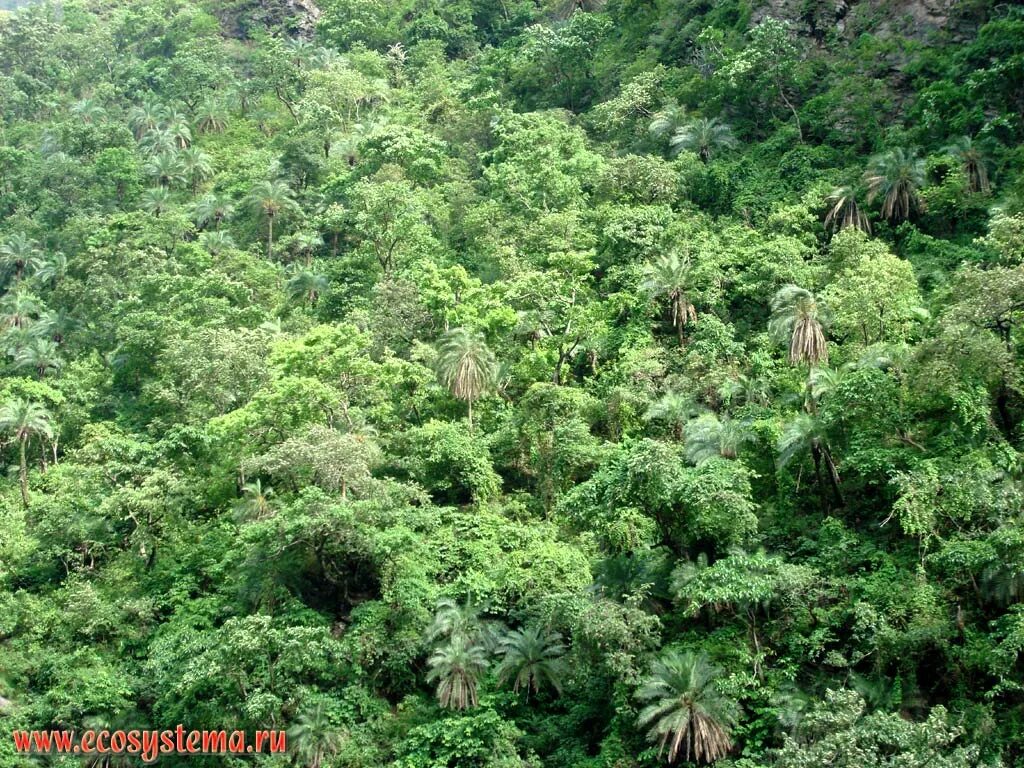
[19,436,29,508]
[811,442,827,510]
[821,444,845,507]
[267,214,274,260]
[467,398,474,434]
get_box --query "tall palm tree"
[236,479,275,520]
[144,153,185,188]
[139,127,177,157]
[426,597,502,650]
[141,187,174,217]
[287,703,345,768]
[718,374,770,408]
[0,233,41,284]
[31,252,68,288]
[246,180,300,260]
[436,328,496,433]
[944,136,991,194]
[0,398,54,507]
[670,118,738,162]
[496,625,567,698]
[684,414,750,464]
[649,100,687,141]
[823,186,871,233]
[636,650,739,764]
[15,338,62,379]
[70,97,106,124]
[641,253,698,347]
[287,270,329,306]
[179,147,213,195]
[645,391,703,441]
[0,290,41,329]
[426,635,489,710]
[198,230,237,254]
[192,194,235,230]
[128,99,165,139]
[289,231,324,266]
[863,148,926,222]
[194,99,228,134]
[778,411,843,507]
[35,309,73,344]
[769,285,829,366]
[163,111,192,149]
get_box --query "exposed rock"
[752,0,960,42]
[288,0,322,39]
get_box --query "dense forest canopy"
[1,0,1023,765]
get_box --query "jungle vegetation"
[1,0,1024,766]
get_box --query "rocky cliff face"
[752,0,969,42]
[288,0,321,38]
[211,0,321,40]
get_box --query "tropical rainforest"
[1,0,1023,765]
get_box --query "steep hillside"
[1,0,1023,767]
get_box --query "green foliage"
[1,0,1022,765]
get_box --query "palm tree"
[144,153,185,188]
[426,635,489,710]
[289,231,324,266]
[35,309,73,344]
[0,398,54,507]
[236,479,275,520]
[139,128,177,157]
[287,270,329,305]
[198,230,237,254]
[684,414,750,464]
[769,285,828,366]
[778,411,843,507]
[0,233,41,284]
[141,187,174,217]
[645,391,702,441]
[496,625,567,698]
[863,148,926,222]
[0,290,41,329]
[15,338,62,379]
[649,100,687,141]
[636,650,739,764]
[192,194,235,230]
[670,118,738,162]
[70,97,107,124]
[718,374,770,408]
[823,186,870,233]
[426,597,502,649]
[288,703,345,768]
[163,111,192,149]
[128,99,165,139]
[31,252,67,288]
[435,328,497,433]
[179,147,213,195]
[194,99,228,134]
[641,253,698,347]
[944,136,990,194]
[246,180,300,260]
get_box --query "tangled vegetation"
[1,0,1024,765]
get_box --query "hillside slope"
[1,1,1023,767]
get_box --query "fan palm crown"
[426,635,489,710]
[636,650,738,764]
[863,148,926,222]
[670,118,738,162]
[496,625,567,697]
[769,285,829,366]
[641,253,698,346]
[436,328,496,432]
